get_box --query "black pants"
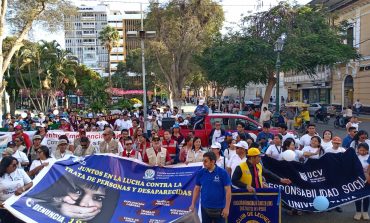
[0,208,24,223]
[355,197,369,212]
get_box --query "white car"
[308,103,336,116]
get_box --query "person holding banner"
[53,139,73,160]
[74,137,96,157]
[12,137,29,169]
[122,137,142,161]
[0,156,33,223]
[29,146,55,178]
[231,148,291,192]
[189,152,231,223]
[74,125,87,148]
[12,125,31,151]
[354,143,370,220]
[99,128,123,155]
[265,134,283,161]
[302,136,325,159]
[299,124,319,149]
[143,135,172,166]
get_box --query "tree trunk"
[262,73,276,108]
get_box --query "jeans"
[201,207,225,223]
[356,107,361,116]
[355,197,369,212]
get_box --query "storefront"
[302,88,331,104]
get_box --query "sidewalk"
[357,114,370,122]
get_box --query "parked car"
[159,113,297,146]
[250,98,262,106]
[308,103,336,116]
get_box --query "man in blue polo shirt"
[189,152,231,223]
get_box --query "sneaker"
[354,212,362,220]
[362,212,369,220]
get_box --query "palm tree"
[99,25,119,89]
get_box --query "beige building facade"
[314,0,370,108]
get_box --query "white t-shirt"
[299,134,318,147]
[265,145,283,160]
[216,156,226,169]
[30,158,56,172]
[114,119,132,131]
[212,130,222,144]
[12,150,29,169]
[321,140,333,151]
[302,146,323,159]
[346,122,359,131]
[358,154,369,173]
[350,140,370,151]
[97,120,109,131]
[354,101,362,109]
[281,132,295,143]
[227,154,246,176]
[325,147,346,154]
[223,148,236,161]
[0,169,32,202]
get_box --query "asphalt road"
[284,117,369,223]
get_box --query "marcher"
[342,127,357,149]
[350,130,370,152]
[12,137,29,169]
[299,124,319,149]
[143,136,172,166]
[99,128,123,155]
[29,146,55,178]
[209,121,226,145]
[259,107,272,125]
[53,139,73,160]
[186,137,205,164]
[256,123,274,152]
[231,148,291,192]
[211,142,226,169]
[354,143,369,220]
[265,134,283,160]
[227,141,248,176]
[122,137,142,161]
[189,152,231,223]
[74,136,95,156]
[162,130,179,164]
[325,137,346,154]
[321,130,333,151]
[179,136,193,163]
[302,136,325,159]
[0,157,32,223]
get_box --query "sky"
[30,0,312,48]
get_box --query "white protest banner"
[41,130,122,154]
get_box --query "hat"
[233,141,249,150]
[211,142,221,149]
[61,118,68,122]
[14,125,23,130]
[7,141,15,147]
[199,99,205,105]
[225,132,232,137]
[57,139,68,146]
[33,135,42,140]
[2,147,14,156]
[332,136,342,144]
[247,148,264,157]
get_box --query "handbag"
[203,208,222,218]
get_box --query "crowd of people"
[0,102,369,223]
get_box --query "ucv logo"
[299,172,308,181]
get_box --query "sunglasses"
[125,143,132,146]
[153,139,160,142]
[81,144,88,147]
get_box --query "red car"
[160,113,286,147]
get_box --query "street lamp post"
[272,33,286,127]
[127,3,156,133]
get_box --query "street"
[284,117,369,223]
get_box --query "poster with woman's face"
[5,155,202,223]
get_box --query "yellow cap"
[247,148,263,157]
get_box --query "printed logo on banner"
[298,169,325,183]
[143,169,156,180]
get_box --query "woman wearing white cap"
[227,141,248,176]
[211,142,226,169]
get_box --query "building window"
[346,27,354,47]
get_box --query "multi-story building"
[309,0,370,109]
[64,4,142,76]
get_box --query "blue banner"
[5,155,202,223]
[228,188,281,223]
[262,148,370,212]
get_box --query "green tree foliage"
[0,0,75,116]
[242,3,358,103]
[99,25,119,87]
[200,3,358,104]
[145,0,224,105]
